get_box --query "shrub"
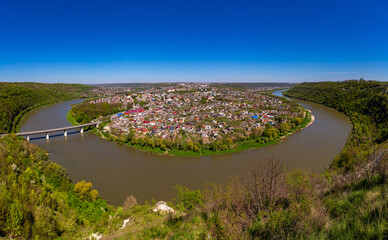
[123,195,137,209]
[175,185,203,212]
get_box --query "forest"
[0,82,92,133]
[69,101,123,124]
[0,80,386,239]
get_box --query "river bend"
[20,90,351,205]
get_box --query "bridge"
[16,123,97,141]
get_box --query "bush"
[175,185,203,212]
[123,195,137,209]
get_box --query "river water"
[20,90,351,205]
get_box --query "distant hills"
[89,82,296,89]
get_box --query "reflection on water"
[20,92,351,205]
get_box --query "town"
[73,83,308,155]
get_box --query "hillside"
[0,82,93,133]
[284,80,388,170]
[0,134,115,238]
[0,134,386,239]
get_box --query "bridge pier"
[80,127,84,133]
[46,133,49,139]
[64,130,67,136]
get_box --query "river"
[20,90,351,205]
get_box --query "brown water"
[20,91,351,205]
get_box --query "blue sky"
[0,0,387,83]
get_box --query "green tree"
[34,205,57,238]
[7,201,24,237]
[187,141,194,151]
[226,137,233,147]
[280,122,290,134]
[293,117,302,125]
[262,127,278,139]
[74,180,99,201]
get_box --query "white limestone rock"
[121,218,130,229]
[90,232,102,240]
[152,201,175,215]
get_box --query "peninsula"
[68,83,313,156]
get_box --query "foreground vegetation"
[0,135,114,238]
[0,82,92,133]
[0,80,387,239]
[0,134,386,239]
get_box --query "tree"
[226,138,233,147]
[7,201,24,237]
[34,205,57,238]
[262,127,278,139]
[279,122,290,134]
[294,117,302,125]
[187,141,194,151]
[74,180,99,201]
[193,144,199,152]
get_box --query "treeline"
[69,101,124,124]
[0,82,92,133]
[284,79,388,170]
[0,135,114,238]
[215,82,296,89]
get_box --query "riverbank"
[93,128,283,156]
[66,107,314,157]
[305,109,315,128]
[66,110,79,126]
